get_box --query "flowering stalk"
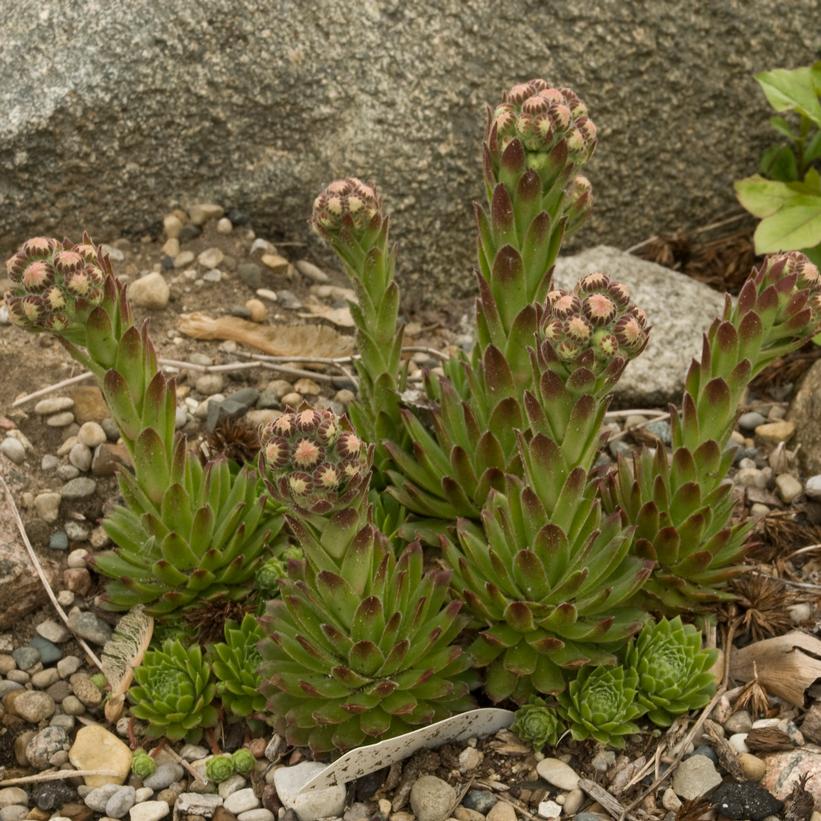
[387,273,649,524]
[312,179,405,483]
[476,80,596,362]
[4,236,282,613]
[603,252,821,609]
[258,408,475,753]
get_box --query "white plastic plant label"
[298,707,515,793]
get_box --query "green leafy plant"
[131,748,157,779]
[511,698,565,750]
[3,237,284,614]
[258,408,475,753]
[602,252,821,610]
[128,640,217,741]
[210,613,266,718]
[735,62,821,269]
[625,617,717,726]
[231,748,256,775]
[205,754,236,784]
[558,665,643,748]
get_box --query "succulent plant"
[312,178,405,482]
[603,251,821,610]
[444,462,651,703]
[511,699,565,750]
[131,748,157,779]
[5,236,107,338]
[625,617,718,726]
[558,665,644,748]
[259,409,475,753]
[441,276,651,703]
[205,754,235,783]
[129,640,217,742]
[231,748,256,775]
[256,548,303,598]
[3,235,283,614]
[210,613,266,718]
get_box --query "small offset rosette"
[488,79,597,166]
[541,271,649,367]
[4,236,109,334]
[259,407,373,515]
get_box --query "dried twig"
[1,476,104,672]
[0,769,121,786]
[607,412,672,443]
[11,371,94,408]
[579,778,630,819]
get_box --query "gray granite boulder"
[0,1,817,307]
[553,246,726,406]
[789,360,821,475]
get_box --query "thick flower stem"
[312,179,405,485]
[4,237,282,613]
[603,252,821,611]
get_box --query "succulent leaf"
[624,617,718,726]
[558,665,644,748]
[128,639,218,742]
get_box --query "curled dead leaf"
[730,631,821,708]
[178,313,354,358]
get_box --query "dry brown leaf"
[178,313,354,357]
[101,606,153,722]
[746,726,794,752]
[299,296,355,328]
[730,631,821,707]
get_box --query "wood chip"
[178,312,354,358]
[703,719,746,780]
[730,631,821,708]
[745,726,795,752]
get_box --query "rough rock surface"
[0,1,817,306]
[789,360,821,475]
[0,462,59,628]
[553,246,726,405]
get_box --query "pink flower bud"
[312,177,381,235]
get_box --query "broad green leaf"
[804,131,821,165]
[755,63,821,127]
[734,175,802,217]
[759,144,798,182]
[769,115,796,140]
[753,195,821,253]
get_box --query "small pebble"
[724,710,752,734]
[34,397,74,415]
[245,299,267,322]
[729,733,750,753]
[537,800,562,819]
[46,411,75,428]
[738,753,766,781]
[224,789,259,815]
[61,477,97,499]
[129,800,170,821]
[106,785,136,819]
[775,473,803,503]
[536,758,580,791]
[77,422,106,448]
[458,747,483,772]
[738,411,766,431]
[0,437,26,464]
[216,218,233,234]
[143,764,184,791]
[755,420,795,444]
[49,531,69,550]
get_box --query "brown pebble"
[245,299,268,323]
[738,752,766,781]
[486,802,517,821]
[63,568,92,595]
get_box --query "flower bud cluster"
[5,237,107,332]
[541,272,649,364]
[311,177,381,235]
[760,251,821,326]
[260,407,372,514]
[492,79,597,164]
